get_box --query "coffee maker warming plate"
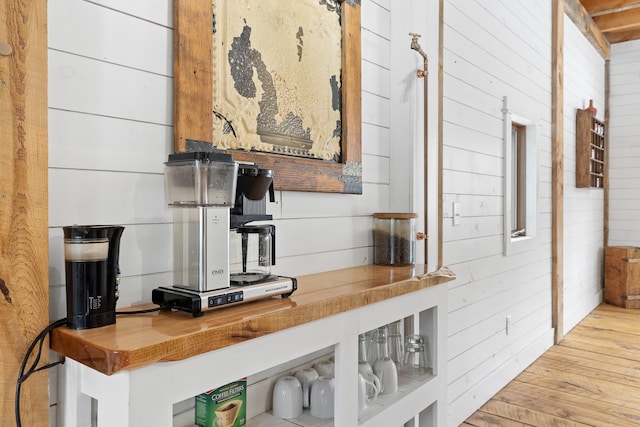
[152,276,297,317]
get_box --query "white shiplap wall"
[443,4,606,424]
[443,1,562,424]
[609,40,640,247]
[562,16,605,333]
[46,0,611,425]
[47,0,393,424]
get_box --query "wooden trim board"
[564,0,611,59]
[552,0,565,344]
[0,0,49,425]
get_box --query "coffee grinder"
[152,151,296,316]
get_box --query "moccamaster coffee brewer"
[152,151,296,316]
[63,225,125,329]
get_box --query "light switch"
[452,202,461,226]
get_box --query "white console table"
[51,265,454,427]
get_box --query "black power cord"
[15,318,66,427]
[15,305,166,426]
[116,305,165,315]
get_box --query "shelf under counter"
[250,369,436,427]
[51,264,454,376]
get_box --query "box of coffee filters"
[195,378,246,427]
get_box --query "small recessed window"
[503,98,537,255]
[511,123,526,238]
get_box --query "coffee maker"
[63,225,125,329]
[152,151,296,316]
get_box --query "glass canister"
[373,213,417,266]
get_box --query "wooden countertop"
[50,265,455,375]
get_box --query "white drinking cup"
[358,373,379,413]
[294,367,319,408]
[272,375,303,419]
[310,376,335,419]
[373,357,398,394]
[358,361,381,399]
[314,359,334,378]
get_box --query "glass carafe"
[230,224,275,285]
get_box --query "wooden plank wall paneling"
[42,0,619,425]
[438,0,444,269]
[604,60,610,249]
[0,0,49,426]
[608,40,640,246]
[562,16,606,332]
[47,0,394,424]
[442,2,557,424]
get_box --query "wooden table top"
[50,265,455,375]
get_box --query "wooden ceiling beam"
[580,0,640,15]
[604,27,640,42]
[565,0,611,59]
[593,7,640,32]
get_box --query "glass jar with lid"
[373,213,417,266]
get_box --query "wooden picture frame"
[173,0,362,194]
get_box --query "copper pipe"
[410,33,429,264]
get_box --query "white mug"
[373,357,398,394]
[358,361,381,399]
[294,367,319,408]
[272,376,303,419]
[314,359,334,378]
[358,373,379,413]
[310,376,335,419]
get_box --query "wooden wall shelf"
[576,108,605,188]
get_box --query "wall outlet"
[506,315,512,335]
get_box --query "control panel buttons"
[228,292,244,303]
[208,295,227,307]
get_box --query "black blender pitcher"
[63,225,124,329]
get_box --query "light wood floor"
[463,303,640,426]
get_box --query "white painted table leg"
[58,359,91,427]
[78,364,173,427]
[334,311,358,426]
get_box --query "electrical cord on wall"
[15,318,66,427]
[14,305,166,426]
